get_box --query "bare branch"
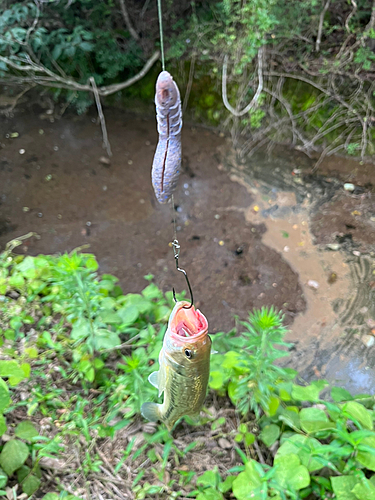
[183,53,195,114]
[118,0,139,41]
[345,0,357,33]
[365,0,375,32]
[0,51,160,96]
[222,46,264,117]
[264,70,364,125]
[316,0,331,52]
[89,77,112,157]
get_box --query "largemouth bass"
[141,301,211,431]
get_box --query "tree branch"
[222,46,264,117]
[89,77,112,157]
[316,0,331,52]
[118,0,139,41]
[0,51,160,96]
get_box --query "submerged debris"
[307,280,319,289]
[362,334,375,348]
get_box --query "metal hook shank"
[172,240,193,309]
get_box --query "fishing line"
[156,0,193,308]
[157,0,165,71]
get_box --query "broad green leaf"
[352,478,375,500]
[0,360,25,379]
[16,256,36,275]
[279,388,292,401]
[86,257,98,271]
[93,330,120,349]
[331,476,359,500]
[15,421,38,440]
[292,382,326,402]
[331,387,353,402]
[20,363,31,379]
[209,371,226,390]
[142,283,163,300]
[223,351,241,369]
[0,379,10,413]
[356,436,375,471]
[197,469,219,488]
[343,401,373,430]
[266,396,280,416]
[275,434,323,472]
[120,294,153,314]
[101,297,117,309]
[21,473,41,495]
[0,415,6,437]
[219,475,236,493]
[0,466,6,488]
[244,432,255,446]
[232,460,265,500]
[25,348,38,359]
[42,494,59,500]
[0,439,29,476]
[228,380,239,404]
[278,407,300,431]
[300,407,336,433]
[8,274,25,288]
[274,453,310,490]
[99,311,122,324]
[260,424,280,447]
[196,489,224,500]
[70,318,90,341]
[117,305,139,325]
[154,305,170,322]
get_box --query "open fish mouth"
[169,301,208,342]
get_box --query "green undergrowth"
[1,238,375,499]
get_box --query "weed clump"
[0,242,374,500]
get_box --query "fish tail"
[141,402,162,423]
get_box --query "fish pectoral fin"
[148,366,166,397]
[141,402,161,423]
[148,371,159,390]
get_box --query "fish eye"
[184,348,192,359]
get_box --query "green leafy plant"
[210,307,296,416]
[3,245,375,499]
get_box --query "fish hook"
[172,239,193,309]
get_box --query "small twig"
[253,440,265,464]
[316,0,331,52]
[182,53,195,114]
[118,0,139,41]
[345,0,357,33]
[89,76,112,157]
[222,46,264,117]
[365,0,375,32]
[102,332,142,352]
[0,85,35,115]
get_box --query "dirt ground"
[1,105,375,393]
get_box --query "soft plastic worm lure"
[151,71,182,204]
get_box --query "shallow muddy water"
[0,106,374,393]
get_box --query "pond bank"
[0,107,374,393]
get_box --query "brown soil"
[0,108,306,333]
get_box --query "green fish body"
[141,301,211,431]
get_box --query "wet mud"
[224,146,375,394]
[1,107,375,393]
[0,109,306,335]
